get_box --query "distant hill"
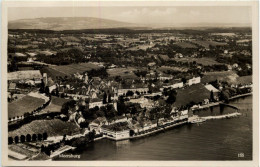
[8,17,140,30]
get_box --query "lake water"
[55,96,252,160]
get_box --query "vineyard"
[191,40,226,49]
[8,95,45,119]
[8,119,82,138]
[175,42,197,48]
[48,62,101,76]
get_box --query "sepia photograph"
[1,1,259,166]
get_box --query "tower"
[43,73,48,86]
[83,72,88,84]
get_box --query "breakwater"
[201,112,241,120]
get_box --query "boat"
[190,118,206,124]
[189,115,206,124]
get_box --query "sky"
[8,6,252,26]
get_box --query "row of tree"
[8,132,48,144]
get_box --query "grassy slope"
[8,119,81,137]
[174,83,211,107]
[8,95,45,118]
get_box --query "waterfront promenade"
[130,120,187,140]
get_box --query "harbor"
[55,95,252,161]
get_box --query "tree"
[219,90,230,102]
[43,132,48,140]
[63,134,67,141]
[88,130,96,141]
[166,94,176,104]
[210,90,214,102]
[166,89,177,104]
[39,79,45,93]
[45,147,51,156]
[96,110,105,117]
[79,121,89,128]
[126,91,134,97]
[181,78,187,84]
[108,94,112,103]
[129,130,135,136]
[103,92,107,104]
[41,145,45,152]
[14,136,19,143]
[23,112,30,118]
[115,76,122,82]
[38,134,43,141]
[32,134,37,141]
[8,137,13,144]
[61,100,76,115]
[55,88,59,97]
[20,135,26,143]
[26,134,31,142]
[45,86,50,95]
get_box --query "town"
[7,27,252,160]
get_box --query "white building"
[179,110,189,120]
[205,84,219,93]
[114,117,128,124]
[101,128,130,140]
[188,77,201,86]
[89,99,103,109]
[172,82,184,89]
[118,87,149,96]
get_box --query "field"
[126,44,155,51]
[47,63,101,76]
[159,54,170,61]
[39,97,71,114]
[9,144,39,159]
[40,67,67,80]
[192,41,226,49]
[8,95,46,119]
[201,71,239,84]
[174,83,211,107]
[210,33,236,36]
[174,42,197,48]
[237,75,252,85]
[8,119,82,137]
[60,36,81,42]
[191,40,226,49]
[107,67,138,79]
[173,57,224,66]
[157,66,188,72]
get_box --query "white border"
[1,1,259,166]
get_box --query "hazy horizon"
[8,6,252,27]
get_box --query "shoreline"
[37,93,252,160]
[130,120,187,140]
[191,93,252,111]
[228,92,252,100]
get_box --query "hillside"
[8,17,138,30]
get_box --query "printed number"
[238,153,244,158]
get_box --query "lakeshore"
[51,94,251,159]
[54,95,252,160]
[8,94,252,161]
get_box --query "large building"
[8,70,42,84]
[187,76,201,86]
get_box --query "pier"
[201,112,241,120]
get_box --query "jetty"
[201,112,241,120]
[228,93,252,100]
